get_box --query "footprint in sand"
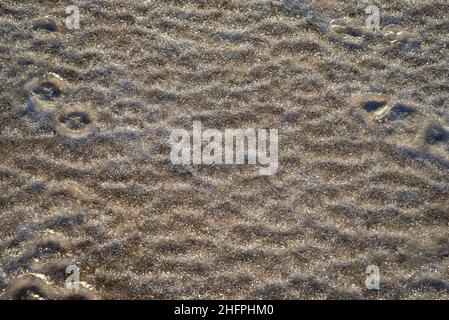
[419,120,449,157]
[381,24,422,45]
[355,93,449,159]
[354,94,419,123]
[7,273,95,300]
[330,18,373,48]
[20,233,72,261]
[423,122,449,145]
[376,102,418,122]
[353,93,389,113]
[7,274,54,300]
[11,232,96,299]
[25,74,98,140]
[31,18,59,33]
[26,73,68,114]
[53,105,97,140]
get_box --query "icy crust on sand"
[0,0,449,299]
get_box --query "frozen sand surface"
[0,0,449,299]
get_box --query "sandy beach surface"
[1,0,449,299]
